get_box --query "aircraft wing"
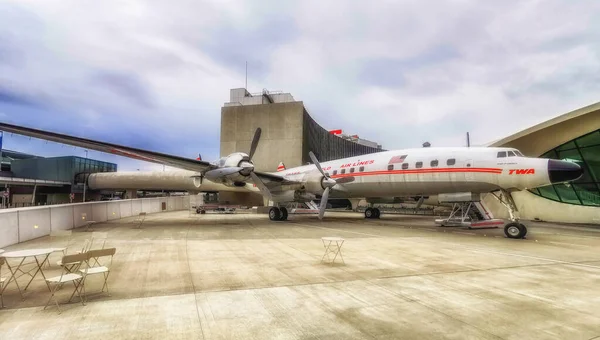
[0,122,216,173]
[253,171,303,188]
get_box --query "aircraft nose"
[548,159,583,183]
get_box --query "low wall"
[0,196,190,248]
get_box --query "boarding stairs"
[434,195,503,229]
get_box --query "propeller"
[308,151,354,220]
[248,127,262,161]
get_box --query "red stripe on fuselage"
[330,167,502,179]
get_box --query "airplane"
[0,122,583,239]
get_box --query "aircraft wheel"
[279,207,288,221]
[365,208,374,219]
[373,208,381,219]
[269,207,281,221]
[519,223,528,238]
[504,222,526,239]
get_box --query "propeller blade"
[319,187,330,220]
[335,176,355,184]
[248,127,262,160]
[309,151,327,177]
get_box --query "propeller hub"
[322,177,336,189]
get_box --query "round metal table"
[1,248,55,299]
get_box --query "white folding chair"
[80,248,116,299]
[48,230,73,268]
[0,257,6,308]
[90,232,108,250]
[44,252,90,314]
[59,239,91,270]
[133,212,146,228]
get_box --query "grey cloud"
[89,71,155,109]
[359,45,460,88]
[0,88,45,108]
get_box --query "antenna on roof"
[466,132,470,147]
[245,61,248,90]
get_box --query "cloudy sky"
[1,0,599,171]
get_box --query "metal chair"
[0,257,6,308]
[133,212,146,229]
[48,230,73,268]
[44,252,90,314]
[80,248,116,300]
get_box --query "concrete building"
[221,88,384,172]
[484,102,600,224]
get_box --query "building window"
[402,163,409,170]
[447,158,456,166]
[528,129,600,206]
[359,166,364,172]
[497,151,507,158]
[431,160,438,167]
[387,164,394,171]
[416,162,423,168]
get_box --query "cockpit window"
[507,151,516,157]
[497,151,506,158]
[514,150,524,156]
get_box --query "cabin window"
[387,164,394,171]
[447,158,456,166]
[359,166,364,172]
[402,163,409,170]
[507,151,516,157]
[341,169,346,174]
[350,168,355,173]
[431,160,438,167]
[497,151,506,158]
[416,161,423,168]
[332,170,337,175]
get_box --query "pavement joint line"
[460,247,600,270]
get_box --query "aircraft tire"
[365,208,374,219]
[519,223,528,238]
[269,207,281,221]
[373,208,381,219]
[504,222,526,239]
[280,207,288,221]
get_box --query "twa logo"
[509,169,535,175]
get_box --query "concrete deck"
[1,211,600,339]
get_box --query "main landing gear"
[364,207,380,219]
[491,189,528,239]
[269,207,288,221]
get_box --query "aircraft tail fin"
[196,153,202,161]
[277,161,286,172]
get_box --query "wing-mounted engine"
[191,128,262,187]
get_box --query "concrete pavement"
[1,211,600,339]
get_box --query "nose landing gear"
[491,190,528,239]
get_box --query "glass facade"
[529,129,600,206]
[302,111,383,163]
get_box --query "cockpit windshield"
[497,149,524,158]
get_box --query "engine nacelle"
[302,174,327,195]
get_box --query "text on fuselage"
[509,169,535,175]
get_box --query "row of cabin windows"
[328,158,458,175]
[386,158,456,170]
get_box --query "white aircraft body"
[0,123,583,239]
